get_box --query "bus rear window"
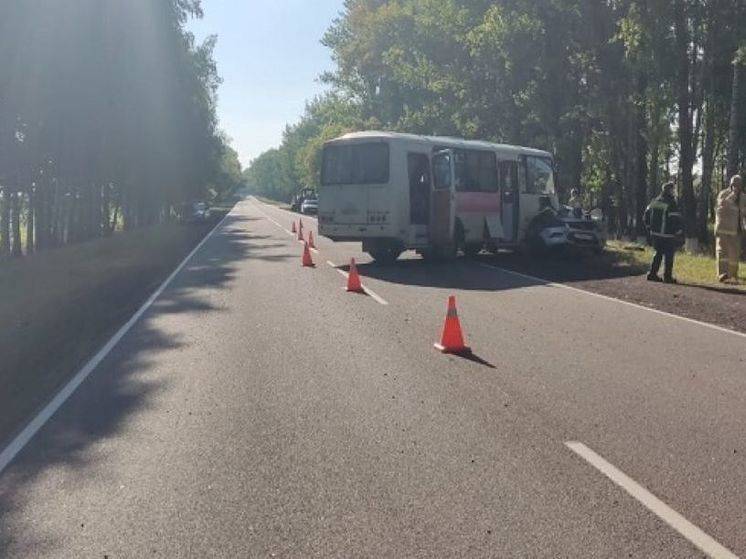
[321,142,390,185]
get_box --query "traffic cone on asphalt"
[434,296,471,355]
[346,258,364,293]
[297,226,304,241]
[291,221,297,233]
[308,230,316,249]
[301,241,315,267]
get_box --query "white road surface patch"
[566,441,739,559]
[327,260,389,306]
[477,262,746,340]
[0,211,233,475]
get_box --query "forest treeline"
[245,0,746,246]
[0,0,244,258]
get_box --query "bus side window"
[518,156,528,193]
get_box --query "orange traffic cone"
[301,241,315,267]
[434,296,471,355]
[297,225,304,241]
[291,221,297,233]
[346,258,364,293]
[299,218,303,230]
[308,230,316,249]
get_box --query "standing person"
[715,175,745,283]
[568,188,583,210]
[643,182,683,283]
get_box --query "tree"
[0,0,229,256]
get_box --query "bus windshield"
[321,142,390,186]
[525,156,555,194]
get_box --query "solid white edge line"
[0,211,233,475]
[327,260,389,306]
[566,442,738,559]
[476,262,746,339]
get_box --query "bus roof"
[329,130,552,158]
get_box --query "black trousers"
[650,237,675,279]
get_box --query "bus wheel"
[368,248,401,264]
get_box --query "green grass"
[0,217,223,444]
[606,240,746,290]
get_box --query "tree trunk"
[26,188,34,254]
[635,73,649,240]
[727,56,743,178]
[0,190,10,257]
[674,4,697,248]
[11,192,23,257]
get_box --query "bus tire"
[368,248,401,264]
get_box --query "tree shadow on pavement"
[0,213,284,554]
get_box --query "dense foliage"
[0,0,244,257]
[246,0,746,245]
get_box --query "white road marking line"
[251,203,294,237]
[566,442,738,559]
[251,200,320,253]
[476,262,746,339]
[326,260,389,306]
[296,238,319,254]
[0,211,233,475]
[254,197,319,225]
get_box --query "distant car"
[183,201,211,223]
[529,205,606,254]
[300,196,318,215]
[291,188,316,212]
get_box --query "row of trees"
[0,0,243,258]
[246,0,746,248]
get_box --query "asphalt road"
[1,199,745,558]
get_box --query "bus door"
[499,160,519,243]
[430,150,456,248]
[408,153,430,227]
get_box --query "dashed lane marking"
[326,260,389,306]
[566,441,738,559]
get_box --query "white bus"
[318,131,558,262]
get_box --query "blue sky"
[189,0,345,167]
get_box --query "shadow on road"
[353,249,646,293]
[0,212,279,553]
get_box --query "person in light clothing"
[715,175,745,283]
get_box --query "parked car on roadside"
[291,188,316,213]
[182,201,212,224]
[300,196,318,215]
